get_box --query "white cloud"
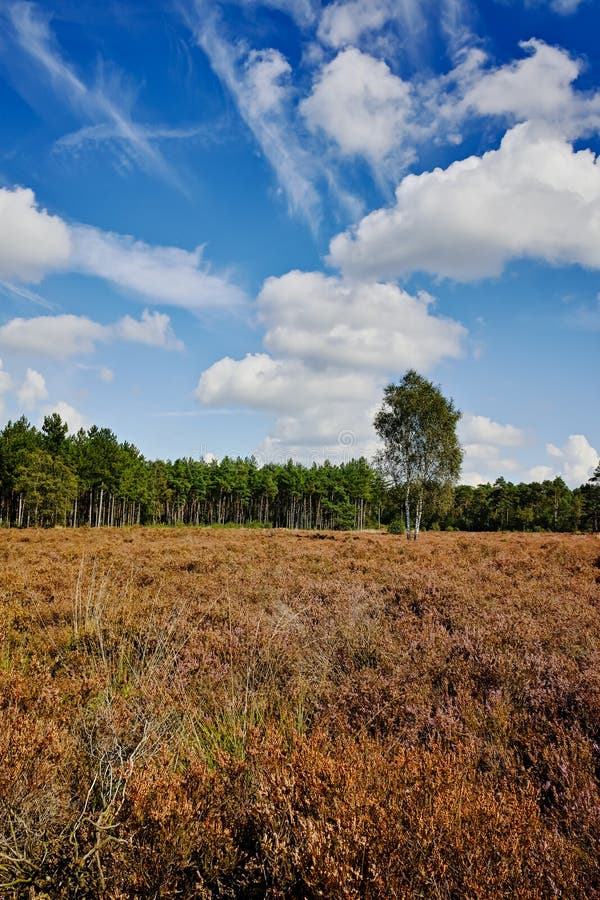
[100,367,114,383]
[569,294,600,331]
[195,268,467,461]
[463,443,506,461]
[528,465,554,481]
[301,48,414,163]
[259,271,465,371]
[457,414,526,481]
[0,314,108,359]
[17,368,48,408]
[457,40,600,138]
[189,4,320,221]
[0,280,54,311]
[254,399,380,464]
[0,359,13,409]
[329,122,600,281]
[195,353,374,413]
[317,0,401,48]
[7,2,183,188]
[54,122,209,154]
[0,187,71,282]
[234,0,317,27]
[540,0,587,14]
[0,310,183,358]
[114,309,184,351]
[461,445,519,477]
[460,471,490,487]
[71,226,245,311]
[41,401,88,434]
[0,184,245,310]
[244,48,292,117]
[545,434,598,485]
[460,414,525,447]
[462,40,579,122]
[440,0,476,60]
[316,0,442,57]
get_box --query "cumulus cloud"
[463,443,510,461]
[318,0,400,48]
[0,314,108,359]
[456,414,527,482]
[303,38,600,197]
[460,414,525,447]
[195,268,467,461]
[0,311,183,358]
[528,464,554,481]
[301,48,414,163]
[329,122,600,281]
[114,309,184,351]
[460,471,490,487]
[197,359,380,463]
[196,353,383,462]
[254,400,380,464]
[546,434,598,485]
[462,40,579,121]
[17,367,48,408]
[244,48,293,118]
[41,401,88,434]
[317,0,435,55]
[0,187,71,282]
[457,40,600,138]
[259,271,465,371]
[195,353,374,413]
[0,359,14,396]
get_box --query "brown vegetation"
[1,527,600,897]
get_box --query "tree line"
[0,414,598,532]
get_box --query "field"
[1,528,600,898]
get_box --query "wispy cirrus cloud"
[520,0,588,14]
[233,0,317,28]
[185,1,322,222]
[5,2,188,189]
[54,122,213,154]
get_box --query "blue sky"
[0,0,598,485]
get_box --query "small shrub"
[387,518,406,534]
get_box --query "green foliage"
[374,371,462,539]
[14,449,78,526]
[387,518,406,535]
[0,415,597,532]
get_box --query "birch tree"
[374,371,462,540]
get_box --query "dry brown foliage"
[1,528,599,897]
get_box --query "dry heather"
[1,528,600,898]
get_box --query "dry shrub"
[1,529,599,896]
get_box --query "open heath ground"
[1,528,600,897]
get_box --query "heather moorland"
[2,528,600,897]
